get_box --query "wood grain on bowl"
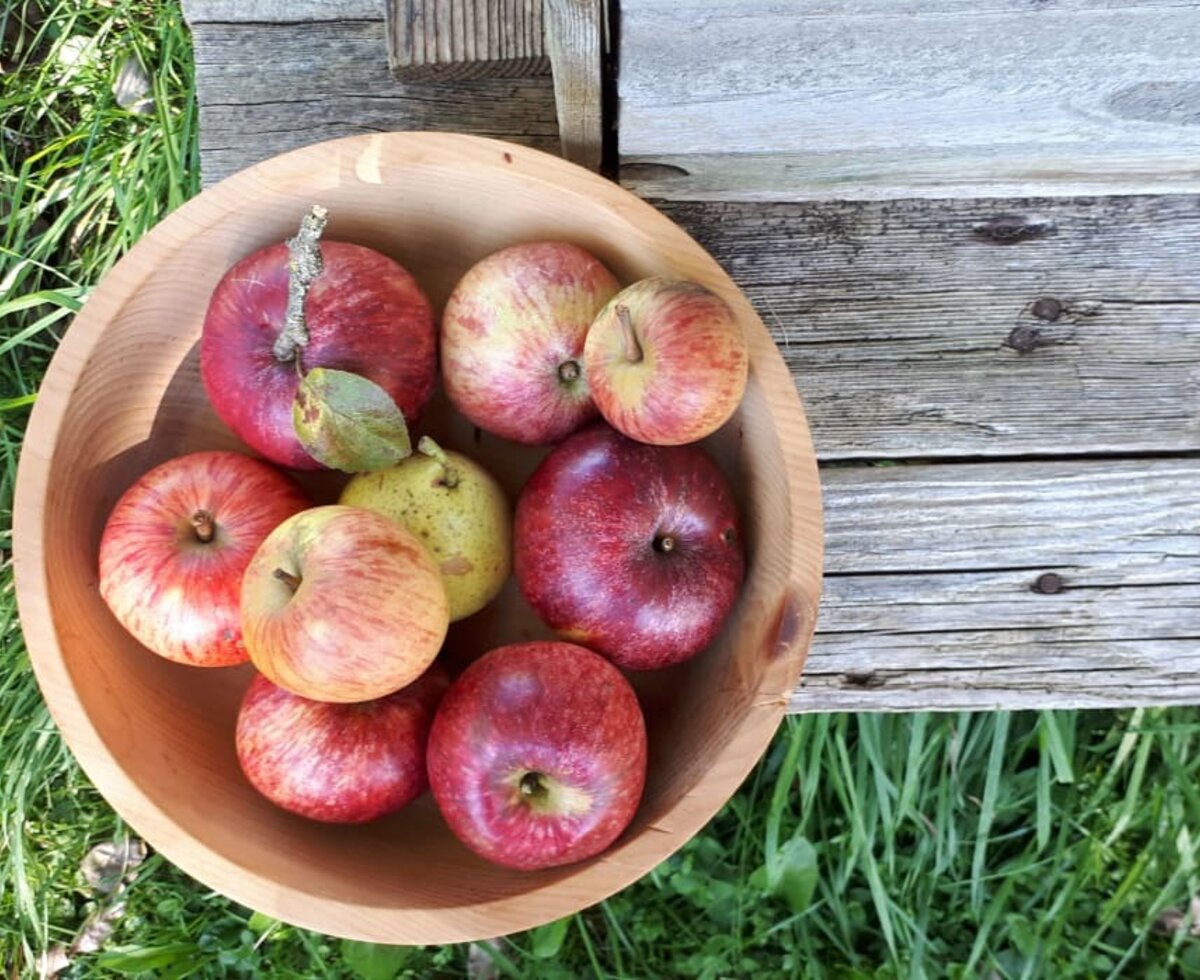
[11,132,823,944]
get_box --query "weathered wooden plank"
[184,0,379,21]
[658,195,1200,461]
[384,0,548,80]
[545,0,604,170]
[619,0,1200,200]
[187,18,558,186]
[796,458,1200,711]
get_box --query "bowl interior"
[15,133,822,943]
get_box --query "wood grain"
[185,0,380,20]
[183,10,559,186]
[384,0,549,80]
[805,457,1200,711]
[619,0,1200,200]
[658,195,1200,461]
[11,133,821,945]
[545,0,604,170]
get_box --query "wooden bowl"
[12,133,823,944]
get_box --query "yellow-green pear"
[339,437,511,621]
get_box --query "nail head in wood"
[1032,572,1064,595]
[1006,325,1041,354]
[1031,297,1063,321]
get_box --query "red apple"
[440,241,620,445]
[514,423,744,670]
[98,451,309,667]
[201,221,436,470]
[427,641,646,870]
[240,505,449,703]
[236,667,449,823]
[584,278,749,445]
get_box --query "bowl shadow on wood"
[68,336,772,913]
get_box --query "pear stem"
[273,204,328,363]
[273,568,302,592]
[190,509,215,543]
[616,305,643,364]
[417,436,459,488]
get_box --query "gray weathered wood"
[384,0,549,80]
[185,0,379,21]
[183,11,559,187]
[659,195,1200,461]
[183,0,1200,712]
[545,0,604,170]
[801,457,1200,711]
[619,0,1200,201]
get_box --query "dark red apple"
[98,451,310,667]
[427,641,646,870]
[236,667,449,823]
[514,423,744,670]
[440,241,620,445]
[201,215,436,470]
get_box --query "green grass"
[4,2,1200,977]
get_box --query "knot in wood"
[1032,572,1064,595]
[973,215,1057,244]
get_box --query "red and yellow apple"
[440,241,620,445]
[584,278,749,445]
[98,451,309,667]
[236,667,449,823]
[240,505,449,702]
[427,641,646,870]
[514,423,744,670]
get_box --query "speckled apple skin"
[201,240,436,470]
[584,278,749,446]
[236,667,449,823]
[440,241,620,445]
[98,451,310,667]
[514,424,744,670]
[426,642,647,870]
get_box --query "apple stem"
[190,509,215,543]
[272,204,329,363]
[616,305,643,364]
[273,568,302,593]
[557,359,581,384]
[520,771,546,798]
[417,436,459,489]
[654,533,677,554]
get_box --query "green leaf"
[768,833,819,913]
[294,368,412,473]
[340,939,415,980]
[530,916,571,959]
[246,910,280,935]
[94,943,199,973]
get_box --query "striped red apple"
[240,505,449,703]
[584,278,749,446]
[236,667,449,823]
[440,241,620,445]
[98,451,310,667]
